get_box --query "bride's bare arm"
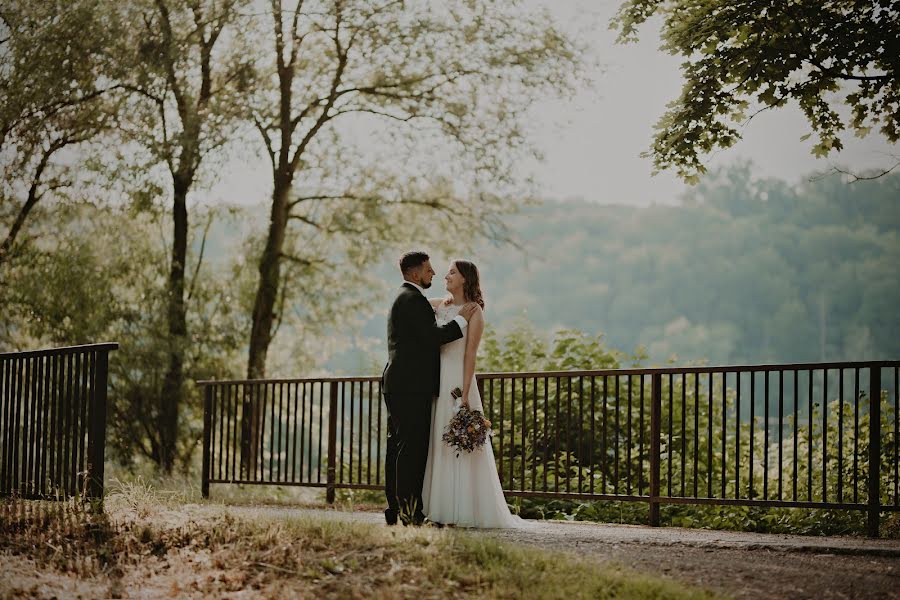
[428,297,443,309]
[462,306,484,406]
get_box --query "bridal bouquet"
[442,387,493,456]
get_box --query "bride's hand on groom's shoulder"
[459,302,479,321]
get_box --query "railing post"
[201,384,212,499]
[326,381,338,504]
[868,368,882,538]
[649,373,662,526]
[87,350,109,501]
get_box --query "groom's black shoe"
[411,511,427,527]
[384,509,399,526]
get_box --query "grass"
[0,483,722,599]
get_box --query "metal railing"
[0,343,117,499]
[199,360,900,536]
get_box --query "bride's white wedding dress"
[422,302,524,528]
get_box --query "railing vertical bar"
[511,377,517,490]
[522,377,528,493]
[32,356,45,496]
[287,382,295,483]
[778,370,784,501]
[627,375,633,496]
[868,367,882,537]
[544,376,549,493]
[838,369,844,502]
[614,375,620,495]
[201,385,212,499]
[367,381,373,486]
[51,355,61,496]
[683,374,688,498]
[589,376,595,495]
[639,374,645,496]
[854,368,860,503]
[307,382,315,482]
[78,352,90,496]
[62,353,73,496]
[358,381,364,485]
[67,353,78,497]
[350,382,356,485]
[808,370,814,502]
[254,384,261,482]
[376,379,383,485]
[209,380,217,485]
[12,357,23,494]
[31,356,44,496]
[722,371,727,499]
[277,382,285,482]
[0,358,9,495]
[87,350,108,500]
[763,369,769,500]
[230,384,238,481]
[895,367,899,507]
[601,375,608,494]
[217,384,225,482]
[750,371,755,499]
[318,381,325,483]
[577,376,583,493]
[735,371,741,499]
[269,382,276,481]
[555,377,561,493]
[534,376,539,492]
[793,370,799,501]
[499,377,506,488]
[39,356,51,497]
[694,373,704,498]
[20,356,33,495]
[823,370,828,503]
[326,381,338,503]
[649,373,661,526]
[341,382,347,484]
[667,373,673,497]
[707,371,713,498]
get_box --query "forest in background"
[333,164,900,374]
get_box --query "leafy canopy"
[612,0,900,181]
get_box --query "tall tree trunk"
[242,174,291,474]
[159,178,189,473]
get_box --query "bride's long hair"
[445,259,485,310]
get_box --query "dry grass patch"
[2,490,722,599]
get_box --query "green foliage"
[611,0,900,180]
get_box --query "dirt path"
[229,506,900,600]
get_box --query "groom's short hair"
[399,251,429,275]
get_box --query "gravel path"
[229,506,900,599]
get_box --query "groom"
[381,251,477,525]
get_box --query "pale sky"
[206,0,898,208]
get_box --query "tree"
[243,0,586,381]
[0,2,119,269]
[234,0,586,470]
[611,0,900,182]
[112,0,251,471]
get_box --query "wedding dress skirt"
[422,303,524,528]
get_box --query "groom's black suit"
[382,283,463,524]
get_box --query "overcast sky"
[207,0,897,208]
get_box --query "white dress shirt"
[403,280,468,330]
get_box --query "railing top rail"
[196,359,900,386]
[0,342,119,359]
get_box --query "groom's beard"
[421,280,432,289]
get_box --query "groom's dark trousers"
[382,283,463,524]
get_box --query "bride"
[422,259,524,528]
